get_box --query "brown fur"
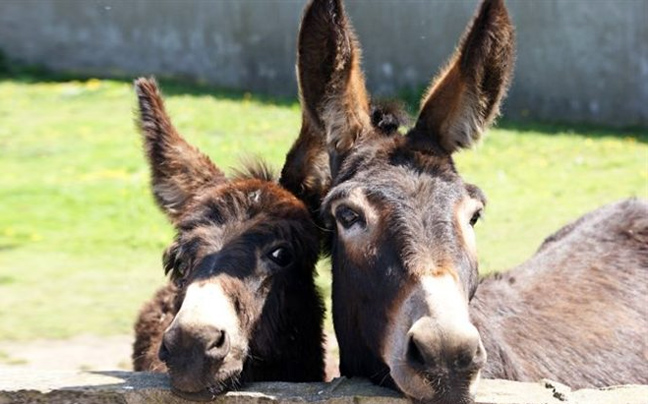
[131,78,325,398]
[297,0,372,161]
[415,0,515,153]
[280,116,331,225]
[135,79,226,224]
[472,199,648,388]
[132,283,179,372]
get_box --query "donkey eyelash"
[469,209,484,227]
[334,205,365,229]
[174,277,187,289]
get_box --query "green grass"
[0,74,646,341]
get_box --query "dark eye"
[469,210,482,227]
[174,277,187,289]
[267,246,294,267]
[335,205,361,229]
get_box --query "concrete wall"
[2,370,648,404]
[0,0,646,127]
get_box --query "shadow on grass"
[0,61,298,108]
[2,59,646,143]
[497,120,648,144]
[397,85,648,143]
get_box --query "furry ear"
[297,0,372,157]
[285,0,410,215]
[134,77,226,223]
[412,0,515,153]
[279,115,331,222]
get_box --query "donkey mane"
[370,100,411,135]
[231,159,277,183]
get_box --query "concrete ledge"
[1,370,647,404]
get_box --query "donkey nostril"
[454,351,473,369]
[206,329,230,361]
[407,336,431,369]
[213,330,226,349]
[454,340,484,370]
[158,338,171,363]
[159,326,181,363]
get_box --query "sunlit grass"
[0,76,646,340]
[456,126,647,272]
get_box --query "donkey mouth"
[388,365,479,404]
[169,370,242,401]
[171,386,221,402]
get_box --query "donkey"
[296,0,647,403]
[471,198,648,388]
[130,78,327,400]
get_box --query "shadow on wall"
[0,50,295,107]
[2,49,646,145]
[0,1,645,128]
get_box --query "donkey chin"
[166,356,246,402]
[159,282,249,401]
[383,275,486,404]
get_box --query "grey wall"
[0,0,646,127]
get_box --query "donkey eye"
[469,210,483,227]
[335,205,361,229]
[267,247,294,267]
[173,277,187,289]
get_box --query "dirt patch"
[0,335,133,371]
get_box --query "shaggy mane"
[231,158,277,182]
[370,99,411,135]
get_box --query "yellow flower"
[85,78,102,91]
[80,169,130,181]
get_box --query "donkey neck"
[245,281,325,383]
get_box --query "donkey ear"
[134,77,226,223]
[297,0,372,156]
[279,115,330,220]
[413,0,515,153]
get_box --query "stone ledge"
[0,370,646,404]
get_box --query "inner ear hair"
[297,0,372,156]
[279,116,331,222]
[134,77,226,223]
[412,0,516,154]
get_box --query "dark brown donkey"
[297,0,648,403]
[130,78,326,400]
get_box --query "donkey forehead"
[173,183,315,263]
[181,181,310,228]
[330,152,472,212]
[179,210,311,253]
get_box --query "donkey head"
[135,78,324,399]
[298,0,514,402]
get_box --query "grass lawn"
[0,74,646,341]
